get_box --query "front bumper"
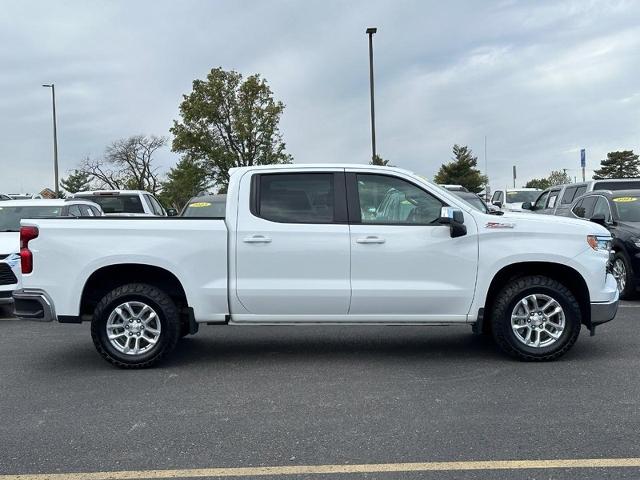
[12,289,56,322]
[590,289,619,327]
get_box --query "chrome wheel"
[105,301,161,355]
[613,258,627,293]
[511,294,565,348]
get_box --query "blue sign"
[580,149,586,168]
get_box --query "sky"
[0,0,639,194]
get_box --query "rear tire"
[91,283,180,368]
[491,275,581,361]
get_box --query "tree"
[593,150,640,179]
[79,135,166,193]
[370,154,389,166]
[525,178,550,190]
[60,169,92,193]
[547,170,571,186]
[433,145,487,193]
[159,157,212,210]
[171,68,292,190]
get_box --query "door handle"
[243,235,272,244]
[356,236,385,244]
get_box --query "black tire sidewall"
[92,285,179,366]
[493,278,581,359]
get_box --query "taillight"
[20,226,39,274]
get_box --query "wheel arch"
[79,263,189,319]
[482,262,591,334]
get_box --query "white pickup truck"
[13,164,618,368]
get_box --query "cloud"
[0,0,639,194]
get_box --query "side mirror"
[439,207,467,238]
[521,202,532,210]
[167,208,178,217]
[590,214,607,226]
[493,201,503,209]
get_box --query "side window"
[547,190,560,209]
[574,186,587,199]
[561,186,577,205]
[79,205,94,216]
[574,196,597,218]
[90,206,102,216]
[533,191,550,210]
[67,205,82,217]
[593,197,612,223]
[256,173,335,223]
[144,195,164,216]
[356,174,443,225]
[491,191,501,203]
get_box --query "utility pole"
[366,27,377,163]
[42,84,59,197]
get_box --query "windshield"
[182,200,226,217]
[506,191,540,203]
[613,196,640,222]
[0,205,62,231]
[75,195,144,214]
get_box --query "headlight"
[631,237,640,249]
[587,235,612,251]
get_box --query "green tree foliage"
[593,150,640,179]
[547,170,572,186]
[370,154,389,166]
[60,169,92,193]
[171,67,292,190]
[159,157,211,210]
[525,178,551,189]
[434,145,487,193]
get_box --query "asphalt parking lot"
[1,303,639,480]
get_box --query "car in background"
[524,178,640,216]
[450,191,501,215]
[0,194,10,201]
[181,194,227,218]
[565,189,640,299]
[0,199,103,306]
[71,190,174,216]
[490,188,541,212]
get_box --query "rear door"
[346,170,478,320]
[235,169,351,317]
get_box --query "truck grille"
[0,263,18,286]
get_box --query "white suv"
[71,190,172,216]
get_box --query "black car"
[568,189,640,298]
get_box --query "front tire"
[491,275,581,361]
[612,251,635,300]
[91,283,180,368]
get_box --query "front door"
[347,171,478,321]
[235,170,351,318]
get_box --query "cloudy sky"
[1,0,639,194]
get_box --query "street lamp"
[42,83,59,197]
[366,27,377,163]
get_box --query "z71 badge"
[485,221,515,229]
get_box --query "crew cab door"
[234,169,351,317]
[346,170,478,321]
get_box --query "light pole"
[42,84,59,197]
[366,27,377,163]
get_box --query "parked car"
[490,188,541,212]
[13,164,617,368]
[525,178,640,216]
[181,194,227,218]
[451,191,500,215]
[0,199,103,306]
[565,189,640,299]
[71,190,174,216]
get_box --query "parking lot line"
[3,458,640,479]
